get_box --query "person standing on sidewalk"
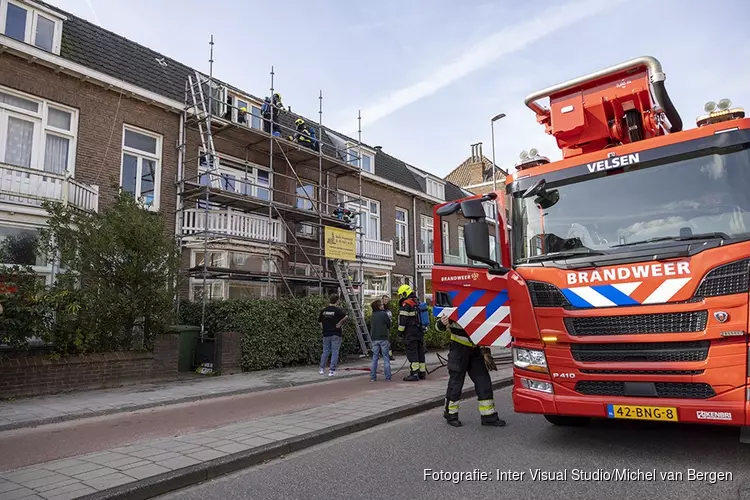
[369,299,392,381]
[381,294,395,361]
[397,284,426,381]
[319,294,347,376]
[435,313,505,428]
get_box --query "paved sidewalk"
[0,352,447,431]
[0,366,512,500]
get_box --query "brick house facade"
[0,0,467,305]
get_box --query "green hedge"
[179,296,451,372]
[179,295,359,371]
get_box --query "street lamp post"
[490,113,506,264]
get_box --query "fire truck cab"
[432,56,750,437]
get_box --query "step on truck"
[432,56,750,438]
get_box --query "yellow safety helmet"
[240,107,247,112]
[397,284,413,298]
[295,118,305,126]
[273,92,282,100]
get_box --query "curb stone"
[78,377,514,500]
[0,371,369,433]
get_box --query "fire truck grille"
[570,341,709,363]
[574,381,715,399]
[579,369,704,375]
[565,311,707,336]
[527,281,570,308]
[694,259,750,297]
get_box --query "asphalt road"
[158,386,750,500]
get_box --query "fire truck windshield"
[511,149,750,264]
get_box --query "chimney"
[470,142,483,163]
[374,146,382,151]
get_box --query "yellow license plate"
[607,404,678,422]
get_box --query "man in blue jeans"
[369,299,392,381]
[319,294,348,376]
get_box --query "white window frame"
[0,0,64,54]
[0,84,78,175]
[296,180,317,238]
[199,152,272,202]
[120,124,162,211]
[458,225,467,263]
[228,94,262,130]
[340,190,379,240]
[345,143,374,173]
[426,177,445,200]
[395,207,409,256]
[442,220,449,254]
[0,220,53,284]
[420,215,433,254]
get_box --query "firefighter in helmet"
[261,92,284,135]
[397,284,426,381]
[290,118,317,150]
[435,312,505,427]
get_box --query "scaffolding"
[175,37,372,354]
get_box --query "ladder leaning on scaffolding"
[333,260,372,356]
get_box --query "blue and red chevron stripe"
[433,289,511,347]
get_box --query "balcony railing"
[416,252,433,269]
[0,163,99,212]
[182,208,284,243]
[356,238,394,261]
[417,252,467,269]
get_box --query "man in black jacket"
[436,313,505,428]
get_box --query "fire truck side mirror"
[436,201,460,216]
[521,178,546,199]
[464,220,498,268]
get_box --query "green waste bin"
[169,325,201,372]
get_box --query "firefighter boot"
[444,400,462,427]
[418,362,427,380]
[404,362,420,381]
[481,416,506,427]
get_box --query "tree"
[37,192,181,354]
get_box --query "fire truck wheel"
[543,415,590,427]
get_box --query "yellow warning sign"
[324,226,356,261]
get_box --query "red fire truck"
[432,56,750,437]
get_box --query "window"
[346,145,374,173]
[442,220,449,254]
[1,0,63,54]
[426,177,445,200]
[0,86,77,174]
[458,225,466,263]
[395,207,409,255]
[363,270,389,299]
[341,192,379,240]
[228,95,262,130]
[420,215,433,253]
[0,222,54,285]
[198,154,271,202]
[296,181,317,237]
[121,125,161,210]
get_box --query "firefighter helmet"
[397,284,413,298]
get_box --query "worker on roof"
[397,284,426,381]
[290,118,318,151]
[435,313,505,428]
[261,92,285,136]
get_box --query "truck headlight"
[513,347,548,373]
[520,378,554,394]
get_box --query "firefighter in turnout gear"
[261,93,285,135]
[397,284,426,381]
[436,313,505,427]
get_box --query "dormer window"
[1,0,65,54]
[345,144,373,173]
[426,177,444,200]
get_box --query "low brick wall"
[0,333,180,399]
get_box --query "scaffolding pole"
[318,90,323,292]
[357,110,364,305]
[266,66,275,299]
[200,35,216,336]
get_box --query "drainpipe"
[175,111,185,316]
[412,195,418,295]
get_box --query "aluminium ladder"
[333,260,372,356]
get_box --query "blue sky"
[52,0,749,178]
